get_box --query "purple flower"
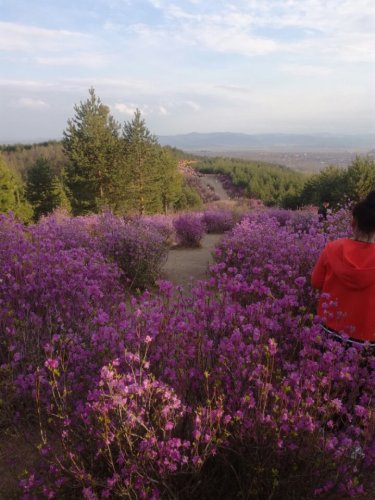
[44,358,59,370]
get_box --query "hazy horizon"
[2,131,375,149]
[1,0,374,143]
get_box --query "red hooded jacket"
[311,238,375,342]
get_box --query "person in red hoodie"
[312,191,375,345]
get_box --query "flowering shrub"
[34,210,170,289]
[0,214,124,410]
[142,214,175,244]
[23,278,375,499]
[94,212,169,289]
[202,208,235,233]
[0,208,374,498]
[173,212,205,247]
[213,215,325,308]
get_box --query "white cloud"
[12,97,49,109]
[281,64,333,77]
[185,101,200,112]
[113,103,138,115]
[194,27,278,56]
[35,54,109,68]
[215,84,251,94]
[130,0,375,62]
[148,0,162,7]
[0,0,374,140]
[158,105,169,115]
[0,21,91,53]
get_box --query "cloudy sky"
[1,0,374,142]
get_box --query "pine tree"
[157,147,182,214]
[121,109,162,214]
[0,154,33,221]
[51,176,72,213]
[345,156,375,201]
[63,88,121,214]
[26,157,67,220]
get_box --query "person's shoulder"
[325,238,346,249]
[330,237,348,245]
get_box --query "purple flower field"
[0,207,374,498]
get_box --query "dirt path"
[161,233,222,287]
[161,174,229,287]
[201,174,230,201]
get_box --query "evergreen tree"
[195,156,305,207]
[51,176,72,213]
[298,157,375,208]
[175,183,203,210]
[63,88,121,214]
[121,109,162,214]
[0,154,32,221]
[344,156,375,201]
[0,155,18,212]
[26,157,69,220]
[157,147,182,214]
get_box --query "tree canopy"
[63,88,122,214]
[26,157,71,221]
[194,156,306,207]
[62,89,188,215]
[0,153,32,221]
[298,156,375,207]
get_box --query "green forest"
[193,155,375,208]
[194,157,306,207]
[1,88,375,221]
[0,89,201,221]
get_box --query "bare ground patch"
[161,233,222,289]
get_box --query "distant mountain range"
[158,132,375,152]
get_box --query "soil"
[161,233,223,288]
[201,174,230,201]
[160,174,231,288]
[0,428,41,499]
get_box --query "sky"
[0,0,374,143]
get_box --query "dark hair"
[352,190,375,234]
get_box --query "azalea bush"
[94,212,170,289]
[21,280,375,499]
[0,208,374,498]
[173,212,205,247]
[35,210,170,289]
[0,214,124,413]
[202,208,235,233]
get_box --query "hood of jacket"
[326,239,375,289]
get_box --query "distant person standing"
[318,201,330,220]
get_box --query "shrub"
[1,208,373,498]
[202,209,235,233]
[33,211,170,289]
[95,212,169,289]
[0,214,124,409]
[21,280,375,499]
[173,212,205,247]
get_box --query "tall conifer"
[63,88,121,214]
[121,109,161,214]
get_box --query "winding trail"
[161,174,229,287]
[202,174,230,201]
